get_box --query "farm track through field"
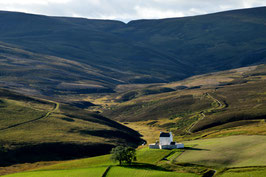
[187,92,225,134]
[0,101,59,131]
[102,166,111,177]
[202,170,216,177]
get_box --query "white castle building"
[149,132,184,149]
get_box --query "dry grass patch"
[125,121,165,146]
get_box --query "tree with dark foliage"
[110,146,136,165]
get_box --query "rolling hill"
[0,88,143,166]
[98,64,266,140]
[0,6,266,177]
[0,7,266,98]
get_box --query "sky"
[0,0,266,22]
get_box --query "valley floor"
[1,135,266,177]
[1,65,266,176]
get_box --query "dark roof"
[160,132,170,137]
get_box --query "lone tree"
[110,146,136,165]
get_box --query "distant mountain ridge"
[0,7,265,96]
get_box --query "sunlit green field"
[39,155,113,170]
[106,166,199,177]
[136,148,172,164]
[218,168,266,177]
[2,135,266,177]
[2,167,107,177]
[175,135,266,167]
[2,166,200,177]
[39,148,172,171]
[1,148,199,177]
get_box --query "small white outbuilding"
[149,132,184,149]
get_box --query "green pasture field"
[219,171,266,177]
[2,166,199,177]
[218,167,266,177]
[1,148,198,177]
[136,148,172,164]
[165,150,184,161]
[1,167,107,177]
[38,147,171,171]
[39,155,112,170]
[175,135,266,168]
[2,136,266,177]
[106,166,199,177]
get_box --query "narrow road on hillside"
[187,92,224,134]
[0,101,59,131]
[187,112,205,134]
[206,93,224,109]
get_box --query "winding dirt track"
[187,92,224,134]
[0,101,59,131]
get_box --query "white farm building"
[149,132,184,149]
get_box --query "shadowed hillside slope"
[0,89,142,166]
[0,42,126,96]
[0,7,266,97]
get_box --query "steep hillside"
[0,89,142,166]
[0,42,130,97]
[100,64,266,138]
[0,7,266,97]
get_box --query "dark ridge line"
[0,6,265,24]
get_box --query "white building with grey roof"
[149,132,184,149]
